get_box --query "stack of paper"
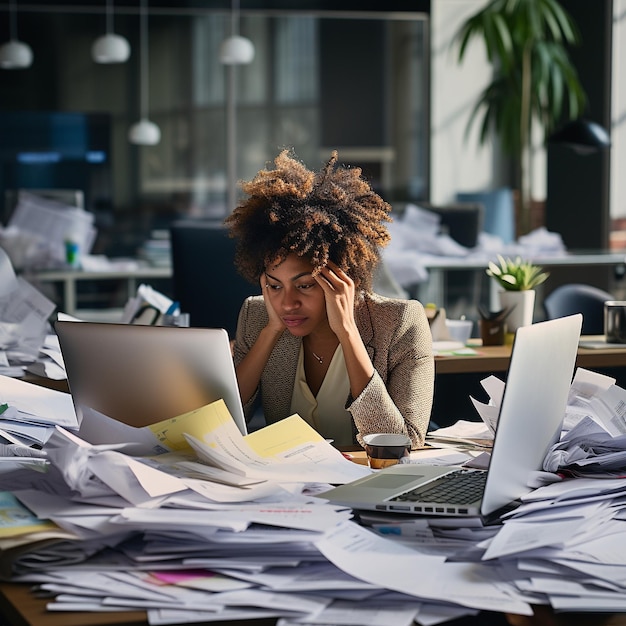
[0,374,77,447]
[543,368,626,477]
[0,249,57,377]
[3,190,96,271]
[0,384,624,623]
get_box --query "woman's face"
[263,254,328,336]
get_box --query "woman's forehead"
[266,253,314,275]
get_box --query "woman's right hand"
[261,276,286,333]
[235,282,285,405]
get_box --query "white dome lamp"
[91,0,130,64]
[0,0,33,70]
[219,0,255,65]
[129,118,160,145]
[128,0,160,145]
[220,34,255,65]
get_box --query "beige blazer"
[233,292,434,448]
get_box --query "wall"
[612,0,626,222]
[429,0,496,205]
[431,0,561,211]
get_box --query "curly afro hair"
[224,149,392,294]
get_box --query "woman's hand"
[315,261,357,338]
[316,261,374,399]
[260,275,285,333]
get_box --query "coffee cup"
[362,433,411,469]
[604,300,626,343]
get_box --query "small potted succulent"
[486,255,549,291]
[486,255,549,331]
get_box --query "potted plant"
[454,0,587,237]
[486,254,549,331]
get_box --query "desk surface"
[23,263,172,317]
[421,250,626,270]
[25,265,172,282]
[435,336,626,374]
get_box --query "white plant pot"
[498,289,535,333]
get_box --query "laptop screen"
[480,313,582,516]
[54,321,247,437]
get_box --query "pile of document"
[0,247,60,379]
[0,375,625,623]
[383,202,567,290]
[0,374,77,447]
[0,190,96,271]
[543,367,626,477]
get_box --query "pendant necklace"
[311,350,324,365]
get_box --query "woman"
[225,149,434,449]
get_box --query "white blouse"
[289,344,353,446]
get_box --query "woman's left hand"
[315,261,357,337]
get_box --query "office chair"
[169,220,257,337]
[543,283,614,335]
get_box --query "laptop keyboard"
[390,470,487,505]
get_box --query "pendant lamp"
[0,0,33,70]
[91,0,130,64]
[219,0,255,65]
[128,0,160,145]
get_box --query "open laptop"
[320,314,583,521]
[54,320,248,438]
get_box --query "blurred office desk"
[433,337,626,428]
[435,337,626,375]
[24,263,172,317]
[415,250,626,308]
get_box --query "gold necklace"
[311,350,324,365]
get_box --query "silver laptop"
[54,321,247,437]
[320,314,583,521]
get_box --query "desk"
[435,337,626,375]
[415,251,626,308]
[433,337,626,428]
[23,265,172,317]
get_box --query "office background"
[0,1,430,258]
[0,0,624,285]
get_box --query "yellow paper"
[244,413,326,458]
[146,399,236,451]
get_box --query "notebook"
[320,314,583,521]
[54,320,247,437]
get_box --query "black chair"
[169,220,257,337]
[543,283,614,335]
